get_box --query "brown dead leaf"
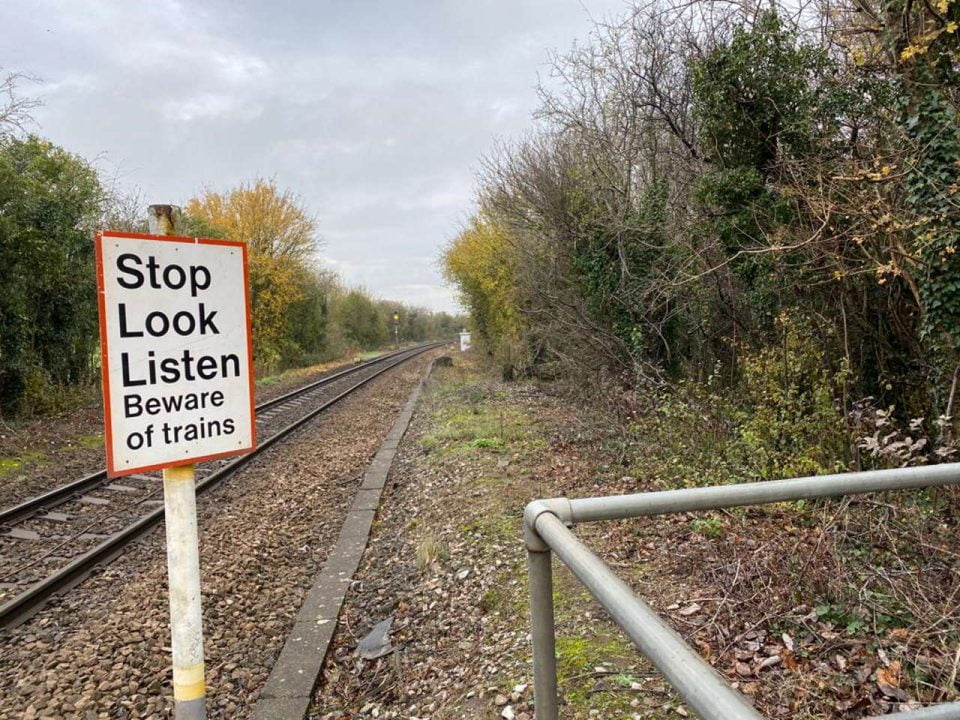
[877,660,901,689]
[877,661,908,700]
[835,696,871,713]
[888,628,910,642]
[782,649,799,670]
[678,602,702,616]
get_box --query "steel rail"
[255,344,425,413]
[0,342,446,628]
[0,344,438,528]
[0,469,110,529]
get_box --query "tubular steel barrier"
[523,464,960,720]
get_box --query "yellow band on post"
[163,464,196,484]
[173,661,206,701]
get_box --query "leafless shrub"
[0,69,40,136]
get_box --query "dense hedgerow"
[444,0,960,478]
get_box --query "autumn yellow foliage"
[185,179,318,368]
[443,215,526,370]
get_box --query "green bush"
[730,314,848,479]
[0,135,104,415]
[632,314,848,488]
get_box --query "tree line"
[444,0,959,476]
[0,77,461,417]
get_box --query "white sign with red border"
[95,231,256,477]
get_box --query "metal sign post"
[163,462,205,718]
[151,206,205,719]
[94,204,256,719]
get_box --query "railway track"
[0,342,446,628]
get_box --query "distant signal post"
[95,207,255,720]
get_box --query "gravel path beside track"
[309,359,555,719]
[0,352,439,720]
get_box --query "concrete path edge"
[251,355,444,720]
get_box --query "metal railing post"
[527,545,559,720]
[524,500,571,720]
[535,512,763,720]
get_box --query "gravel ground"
[0,351,440,720]
[0,350,432,606]
[0,406,106,511]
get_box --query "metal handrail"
[523,463,960,720]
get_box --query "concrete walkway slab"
[251,357,442,720]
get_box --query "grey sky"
[3,0,628,313]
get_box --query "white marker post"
[95,206,255,719]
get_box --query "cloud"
[2,0,628,314]
[160,93,265,123]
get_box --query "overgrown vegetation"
[0,134,106,414]
[440,3,960,711]
[0,74,463,418]
[443,0,960,478]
